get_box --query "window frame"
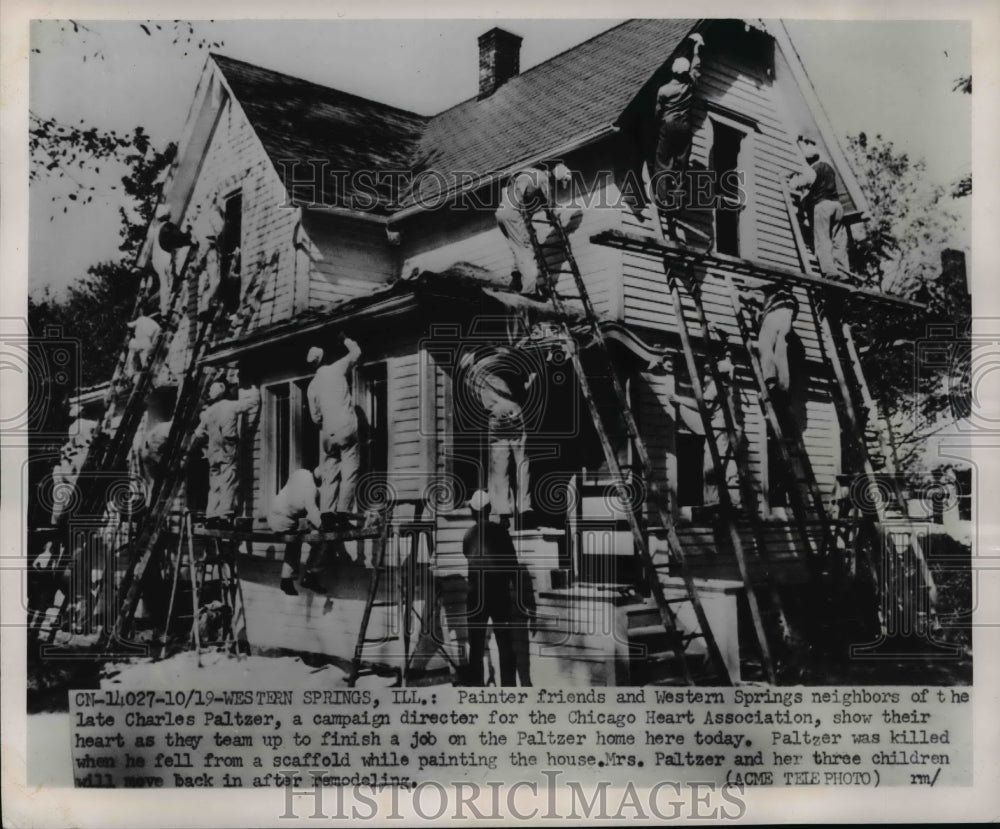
[706,109,758,260]
[219,188,244,312]
[262,361,391,514]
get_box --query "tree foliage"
[30,21,221,199]
[846,132,963,296]
[844,132,970,472]
[31,20,224,61]
[951,75,972,198]
[28,138,176,404]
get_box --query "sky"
[28,18,971,296]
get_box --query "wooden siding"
[241,336,431,555]
[305,214,397,309]
[399,163,624,321]
[162,88,300,380]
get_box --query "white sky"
[28,18,971,296]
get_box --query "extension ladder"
[522,203,735,685]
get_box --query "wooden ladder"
[523,204,735,685]
[161,510,250,664]
[667,264,799,680]
[347,512,402,686]
[109,254,272,646]
[779,181,939,638]
[729,289,836,576]
[35,247,201,644]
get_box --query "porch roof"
[203,264,583,365]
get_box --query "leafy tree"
[28,137,176,439]
[30,21,221,202]
[951,75,972,198]
[846,132,963,296]
[844,132,969,473]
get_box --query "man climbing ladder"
[519,187,737,684]
[651,32,705,238]
[495,163,572,298]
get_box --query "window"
[265,378,316,499]
[268,384,291,497]
[295,378,320,474]
[578,353,635,484]
[676,433,706,507]
[708,116,755,259]
[266,364,389,508]
[446,365,485,509]
[358,362,389,477]
[710,121,745,257]
[219,190,243,312]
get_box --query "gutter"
[202,293,417,365]
[303,203,390,224]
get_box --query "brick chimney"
[941,249,969,295]
[478,27,522,99]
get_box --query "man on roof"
[495,162,573,299]
[788,135,855,282]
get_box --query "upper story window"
[708,115,755,259]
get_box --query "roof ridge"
[211,21,657,124]
[423,20,639,120]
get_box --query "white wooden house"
[143,19,909,684]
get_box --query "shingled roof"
[212,19,698,213]
[405,18,697,205]
[212,53,429,211]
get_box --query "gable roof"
[404,18,698,205]
[210,19,698,212]
[212,53,429,212]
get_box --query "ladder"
[523,204,734,685]
[779,182,939,636]
[667,265,797,677]
[399,519,462,685]
[728,290,836,577]
[161,511,250,663]
[34,247,201,643]
[75,246,200,514]
[109,254,272,645]
[346,511,402,686]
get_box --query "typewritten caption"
[69,686,971,789]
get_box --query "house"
[130,18,924,684]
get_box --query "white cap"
[672,57,691,75]
[468,490,491,512]
[208,381,227,401]
[552,162,571,183]
[306,346,324,366]
[68,403,81,418]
